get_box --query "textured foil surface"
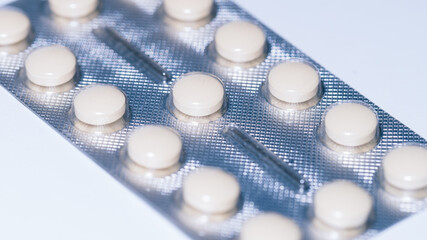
[0,0,426,239]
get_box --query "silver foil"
[0,0,426,239]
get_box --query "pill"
[49,0,98,19]
[127,126,182,170]
[268,62,320,103]
[383,146,427,191]
[163,0,214,22]
[0,9,31,46]
[172,73,225,117]
[240,213,302,240]
[25,45,77,87]
[325,103,378,147]
[214,21,266,63]
[73,85,126,126]
[182,167,240,214]
[314,180,373,229]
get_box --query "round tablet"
[325,103,378,147]
[183,167,240,214]
[73,85,126,126]
[0,9,31,46]
[49,0,98,19]
[240,213,302,240]
[314,180,373,229]
[25,45,77,87]
[214,21,266,63]
[268,62,320,103]
[163,0,214,22]
[127,126,182,170]
[383,146,427,191]
[172,73,225,117]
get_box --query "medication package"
[0,0,426,239]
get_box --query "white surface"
[172,72,224,117]
[182,167,240,214]
[383,146,427,190]
[74,85,126,125]
[163,0,214,22]
[127,125,182,169]
[0,8,30,45]
[325,102,378,147]
[25,45,76,87]
[49,0,98,19]
[214,21,266,63]
[1,0,427,239]
[240,213,302,240]
[314,180,373,229]
[268,61,320,103]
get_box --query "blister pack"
[0,0,427,239]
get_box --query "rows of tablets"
[1,1,427,239]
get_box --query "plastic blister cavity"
[167,72,227,123]
[163,0,214,22]
[0,7,33,54]
[121,125,184,178]
[71,84,129,134]
[19,45,79,93]
[261,59,323,110]
[48,0,99,19]
[380,143,427,200]
[240,213,302,240]
[208,21,268,68]
[318,101,380,153]
[310,180,373,239]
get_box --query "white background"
[1,0,427,239]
